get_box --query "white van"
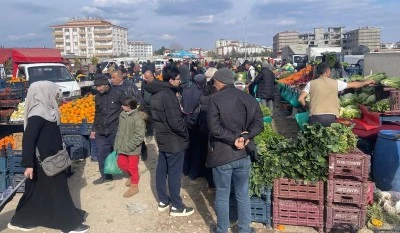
[154,59,167,70]
[100,58,134,73]
[17,63,81,99]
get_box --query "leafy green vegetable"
[260,104,271,117]
[371,98,390,112]
[349,75,365,81]
[250,123,358,196]
[381,78,400,89]
[340,93,356,107]
[340,105,362,119]
[365,73,387,84]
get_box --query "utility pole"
[243,16,247,60]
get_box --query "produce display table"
[379,114,400,126]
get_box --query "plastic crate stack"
[273,178,324,233]
[0,148,8,193]
[7,145,25,193]
[60,122,92,160]
[326,149,371,233]
[229,186,272,226]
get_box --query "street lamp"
[242,16,247,60]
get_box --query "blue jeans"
[95,131,117,177]
[156,150,185,209]
[213,157,252,233]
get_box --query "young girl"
[114,97,148,198]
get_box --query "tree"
[155,46,167,55]
[90,56,99,65]
[73,58,81,68]
[206,51,221,59]
[169,42,184,52]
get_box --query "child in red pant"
[114,97,147,198]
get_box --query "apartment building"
[50,18,128,57]
[128,41,153,59]
[215,39,267,56]
[343,27,381,52]
[273,31,301,55]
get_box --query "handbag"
[36,139,72,177]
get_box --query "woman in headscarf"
[8,81,89,233]
[182,74,207,180]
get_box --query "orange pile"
[278,65,313,85]
[60,94,95,124]
[7,77,26,83]
[0,135,15,149]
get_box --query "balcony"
[95,37,113,42]
[94,29,112,34]
[95,44,113,49]
[53,31,63,36]
[79,37,86,42]
[54,38,64,43]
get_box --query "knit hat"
[213,68,234,85]
[94,75,109,86]
[194,74,206,83]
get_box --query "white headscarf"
[24,81,61,129]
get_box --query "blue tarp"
[168,50,200,59]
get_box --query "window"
[28,66,74,83]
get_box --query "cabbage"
[340,93,356,107]
[363,94,376,105]
[381,78,400,89]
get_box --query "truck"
[0,48,81,99]
[281,45,308,70]
[306,47,342,62]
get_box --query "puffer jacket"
[254,67,275,100]
[144,81,189,154]
[114,109,146,155]
[206,85,263,168]
[92,85,124,136]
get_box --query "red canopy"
[0,48,63,77]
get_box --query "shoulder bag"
[36,139,71,177]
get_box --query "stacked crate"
[229,186,272,226]
[273,178,324,233]
[326,149,371,233]
[7,145,25,193]
[0,147,8,193]
[60,124,91,160]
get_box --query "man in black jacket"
[91,75,125,185]
[207,68,263,233]
[144,66,194,217]
[110,70,143,104]
[253,63,276,115]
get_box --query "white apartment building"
[128,41,153,59]
[50,18,128,57]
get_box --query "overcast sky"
[1,0,399,50]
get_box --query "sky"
[0,0,399,50]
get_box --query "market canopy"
[167,50,200,59]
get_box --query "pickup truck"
[17,63,81,99]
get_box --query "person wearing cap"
[251,63,276,115]
[144,66,194,216]
[90,75,125,185]
[207,68,263,233]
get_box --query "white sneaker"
[158,201,170,211]
[61,224,89,233]
[7,223,35,231]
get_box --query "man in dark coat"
[144,66,194,216]
[207,68,263,233]
[252,63,276,115]
[110,70,143,105]
[91,75,125,184]
[177,60,190,89]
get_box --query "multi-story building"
[343,27,381,53]
[50,18,128,57]
[215,39,243,49]
[215,39,267,57]
[128,41,152,59]
[273,31,301,55]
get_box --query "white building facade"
[128,41,153,59]
[51,18,128,57]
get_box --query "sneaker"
[170,205,194,217]
[157,201,170,212]
[92,176,112,185]
[61,224,89,233]
[7,223,35,231]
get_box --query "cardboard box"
[13,133,23,150]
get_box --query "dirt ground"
[0,99,376,233]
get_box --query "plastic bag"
[295,112,310,130]
[104,151,123,175]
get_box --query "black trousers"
[309,114,336,127]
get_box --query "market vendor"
[298,62,375,127]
